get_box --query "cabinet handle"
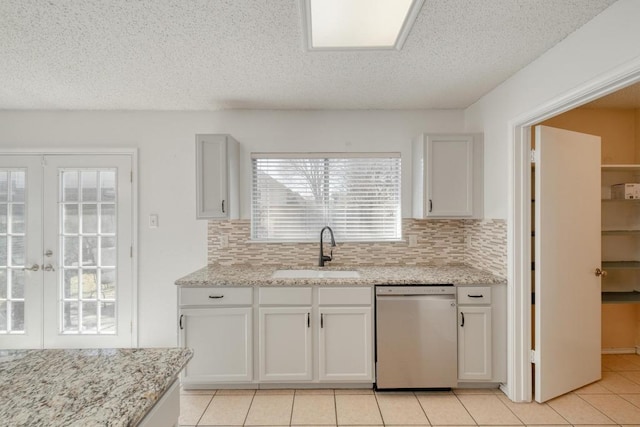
[179,314,184,330]
[460,312,465,327]
[320,313,324,328]
[222,200,225,213]
[208,295,224,299]
[307,312,310,328]
[467,294,484,298]
[429,199,433,213]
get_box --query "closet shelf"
[602,292,640,304]
[601,261,640,269]
[602,230,640,236]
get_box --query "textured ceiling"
[0,0,618,111]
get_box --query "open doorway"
[508,64,640,403]
[529,102,640,401]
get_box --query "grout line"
[242,390,257,427]
[454,392,480,425]
[573,392,617,424]
[413,391,433,426]
[194,393,215,427]
[289,392,295,426]
[372,390,386,425]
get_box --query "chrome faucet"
[319,226,336,267]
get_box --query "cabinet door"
[259,307,312,381]
[319,307,373,382]
[180,307,252,384]
[458,306,492,380]
[425,135,473,217]
[196,134,239,219]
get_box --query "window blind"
[251,153,401,241]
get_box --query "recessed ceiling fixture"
[300,0,424,51]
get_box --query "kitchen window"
[251,153,401,241]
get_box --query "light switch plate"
[149,214,159,228]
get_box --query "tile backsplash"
[208,218,507,278]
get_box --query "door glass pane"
[0,204,7,233]
[100,204,116,234]
[0,170,26,334]
[63,204,79,234]
[10,172,25,202]
[11,236,25,266]
[60,168,118,335]
[63,171,79,201]
[81,171,98,201]
[100,171,116,202]
[0,172,7,202]
[82,204,98,234]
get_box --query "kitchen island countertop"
[0,347,192,427]
[175,264,505,287]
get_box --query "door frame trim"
[507,57,640,402]
[0,148,139,347]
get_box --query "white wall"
[465,0,640,219]
[0,109,464,346]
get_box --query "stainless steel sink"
[271,269,360,279]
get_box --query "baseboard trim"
[602,347,637,355]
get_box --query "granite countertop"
[0,347,192,427]
[175,264,506,287]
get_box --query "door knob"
[44,250,53,257]
[595,268,607,277]
[42,264,55,272]
[22,263,40,272]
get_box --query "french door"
[0,154,134,349]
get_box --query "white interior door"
[0,153,134,349]
[535,125,602,402]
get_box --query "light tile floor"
[179,354,640,426]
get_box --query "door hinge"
[130,246,133,258]
[130,171,133,183]
[530,149,537,164]
[530,349,536,364]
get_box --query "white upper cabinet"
[195,134,239,219]
[413,134,481,218]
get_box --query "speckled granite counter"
[0,347,192,427]
[175,264,505,287]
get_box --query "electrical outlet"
[149,214,159,228]
[408,234,418,247]
[221,235,229,248]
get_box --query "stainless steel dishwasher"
[376,285,457,389]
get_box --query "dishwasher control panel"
[376,285,455,296]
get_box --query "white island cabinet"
[179,287,253,386]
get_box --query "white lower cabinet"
[456,285,506,384]
[179,286,374,387]
[180,307,253,384]
[457,306,492,380]
[318,307,373,381]
[259,307,312,381]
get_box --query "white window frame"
[251,152,401,242]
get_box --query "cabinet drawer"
[180,287,253,306]
[457,286,491,305]
[259,287,312,305]
[318,287,372,305]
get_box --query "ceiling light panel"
[302,0,424,50]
